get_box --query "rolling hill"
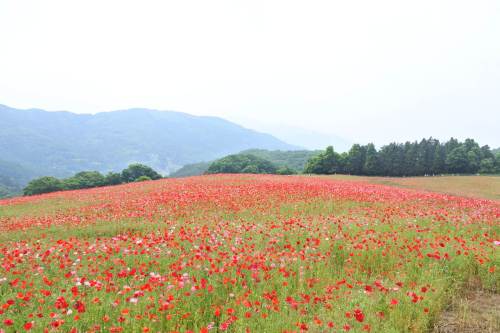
[0,104,297,196]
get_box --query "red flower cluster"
[0,175,498,332]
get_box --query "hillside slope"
[0,104,296,179]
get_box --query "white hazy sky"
[1,0,499,148]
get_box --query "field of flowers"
[0,175,498,332]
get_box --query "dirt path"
[433,283,500,333]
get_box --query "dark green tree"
[413,139,428,175]
[446,146,469,173]
[105,172,123,185]
[276,166,297,175]
[363,143,380,175]
[403,141,418,176]
[345,144,366,175]
[63,171,106,190]
[378,143,405,176]
[23,177,64,196]
[121,164,162,182]
[431,144,446,175]
[480,145,494,160]
[479,158,496,174]
[304,146,342,174]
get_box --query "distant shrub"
[63,171,106,190]
[135,175,152,182]
[23,176,64,196]
[105,172,123,185]
[276,166,297,175]
[121,164,162,183]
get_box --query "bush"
[135,175,152,182]
[105,172,123,185]
[62,171,106,190]
[121,164,162,183]
[276,166,297,175]
[23,176,64,196]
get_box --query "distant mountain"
[0,159,38,197]
[0,104,296,183]
[227,117,352,151]
[169,149,320,177]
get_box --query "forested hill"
[169,149,319,177]
[0,104,296,178]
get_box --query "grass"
[327,175,500,200]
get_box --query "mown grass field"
[0,175,498,332]
[327,175,500,201]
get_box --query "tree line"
[304,138,500,176]
[19,138,500,196]
[23,164,162,196]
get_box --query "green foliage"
[345,144,366,174]
[304,146,342,174]
[363,143,380,175]
[62,171,106,190]
[305,138,499,176]
[135,175,152,182]
[105,172,123,185]
[121,164,162,183]
[207,154,278,174]
[23,176,64,196]
[240,149,321,172]
[276,166,297,175]
[479,158,496,174]
[446,146,469,174]
[23,164,162,196]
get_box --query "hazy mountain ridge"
[0,159,38,197]
[0,104,296,194]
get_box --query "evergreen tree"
[431,144,446,175]
[363,143,379,175]
[403,141,418,176]
[345,144,366,175]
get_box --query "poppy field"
[0,175,498,332]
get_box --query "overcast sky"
[1,0,499,149]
